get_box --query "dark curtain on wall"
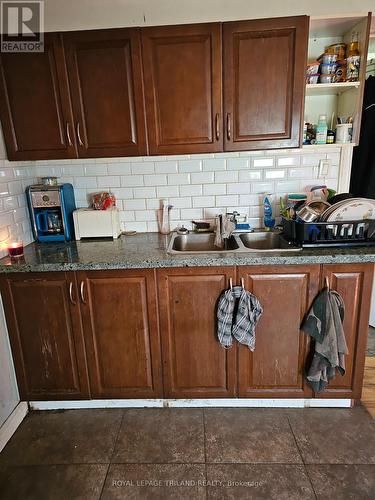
[350,75,375,198]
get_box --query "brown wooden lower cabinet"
[237,265,320,398]
[157,266,237,398]
[319,264,374,399]
[0,272,89,400]
[77,269,162,398]
[1,263,373,402]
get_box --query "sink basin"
[239,232,301,252]
[167,230,301,254]
[170,233,239,253]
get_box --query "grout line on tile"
[286,415,318,499]
[98,463,110,500]
[108,410,125,463]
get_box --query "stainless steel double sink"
[167,231,302,254]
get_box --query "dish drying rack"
[281,218,375,247]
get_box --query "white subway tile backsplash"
[238,170,262,181]
[112,187,133,199]
[239,194,262,206]
[226,158,249,170]
[2,147,342,237]
[251,182,274,193]
[97,175,120,187]
[179,184,202,197]
[84,164,107,176]
[107,163,132,175]
[156,186,179,198]
[169,197,192,208]
[302,154,326,166]
[191,172,214,184]
[288,167,314,179]
[180,208,203,219]
[275,180,301,192]
[202,159,226,171]
[192,196,215,208]
[203,183,226,195]
[135,210,157,221]
[74,177,98,188]
[253,158,274,167]
[265,170,286,179]
[7,181,23,195]
[277,156,300,166]
[154,161,178,174]
[144,174,167,186]
[168,173,190,185]
[215,195,239,206]
[178,160,202,173]
[215,171,238,183]
[131,162,154,174]
[227,183,251,195]
[121,175,144,187]
[146,198,161,210]
[133,187,156,199]
[123,199,146,210]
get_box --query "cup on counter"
[8,240,24,258]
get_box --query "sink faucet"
[214,214,236,249]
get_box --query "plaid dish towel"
[217,285,263,350]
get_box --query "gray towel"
[302,289,348,393]
[217,286,263,350]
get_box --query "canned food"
[322,53,338,64]
[320,63,337,74]
[319,74,336,84]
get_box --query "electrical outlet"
[318,159,331,177]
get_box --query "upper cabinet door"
[223,16,308,151]
[142,23,223,155]
[63,28,147,158]
[0,33,76,161]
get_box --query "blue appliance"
[26,184,76,242]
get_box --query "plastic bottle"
[159,199,173,234]
[316,115,328,145]
[263,193,275,230]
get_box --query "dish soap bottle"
[316,115,328,145]
[263,193,275,230]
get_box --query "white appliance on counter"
[73,208,122,240]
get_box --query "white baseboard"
[0,402,28,452]
[29,398,353,410]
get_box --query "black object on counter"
[282,217,375,247]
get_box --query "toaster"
[73,208,122,240]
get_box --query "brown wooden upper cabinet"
[141,23,223,155]
[63,28,147,158]
[223,16,309,151]
[0,33,76,161]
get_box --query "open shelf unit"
[305,14,371,145]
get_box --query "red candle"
[8,241,24,258]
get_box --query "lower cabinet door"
[157,267,237,398]
[237,265,320,398]
[0,272,89,400]
[77,269,162,398]
[320,264,374,399]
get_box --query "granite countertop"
[0,232,375,273]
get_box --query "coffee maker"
[26,184,76,242]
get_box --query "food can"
[320,63,337,74]
[326,43,346,60]
[322,53,338,64]
[335,60,347,82]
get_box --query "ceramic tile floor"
[0,406,374,499]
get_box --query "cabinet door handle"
[76,122,84,146]
[80,280,87,304]
[215,113,220,141]
[226,113,231,140]
[66,123,72,146]
[68,282,76,305]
